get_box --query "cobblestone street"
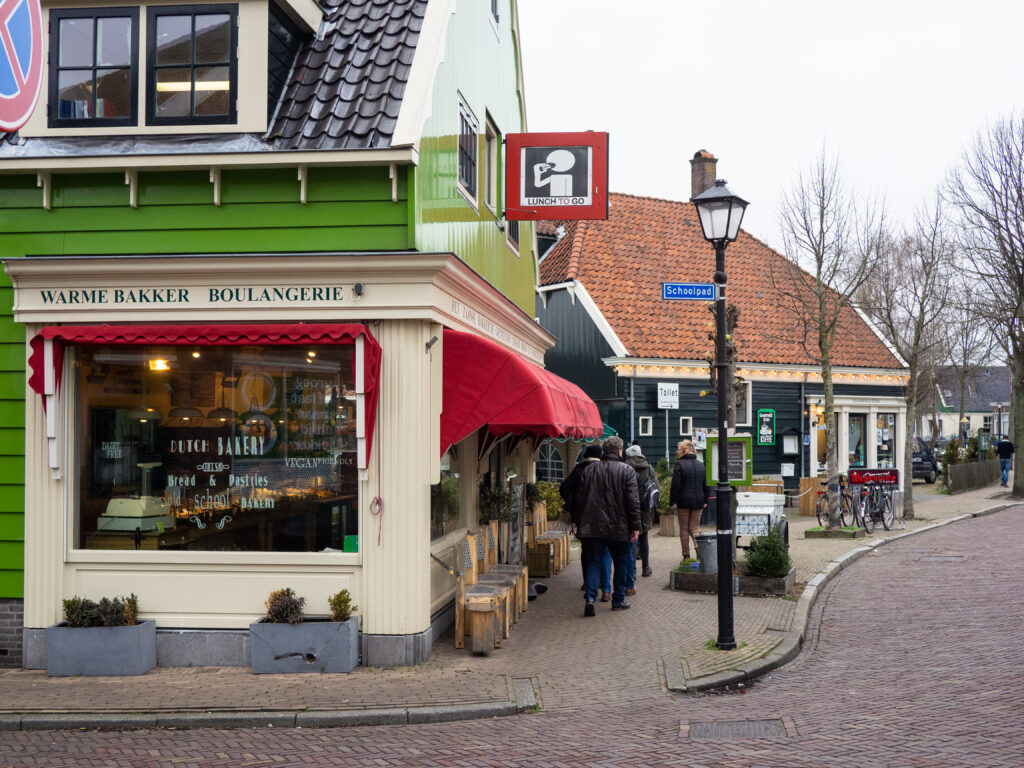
[2,502,1021,767]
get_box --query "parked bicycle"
[859,480,895,533]
[815,475,856,527]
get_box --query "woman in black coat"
[669,439,708,559]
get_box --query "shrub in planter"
[744,526,792,579]
[46,593,155,677]
[535,480,562,520]
[250,587,359,674]
[478,483,514,524]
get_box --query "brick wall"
[0,598,24,668]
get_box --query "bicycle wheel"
[881,493,895,530]
[862,506,875,533]
[840,492,855,527]
[816,494,828,527]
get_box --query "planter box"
[249,616,358,674]
[804,528,866,539]
[669,567,796,597]
[45,619,156,677]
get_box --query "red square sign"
[505,132,608,221]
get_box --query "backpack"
[643,476,660,512]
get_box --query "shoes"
[625,587,637,596]
[642,567,653,577]
[599,591,611,602]
[584,602,595,617]
[611,602,631,611]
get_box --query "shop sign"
[0,0,44,132]
[505,132,608,221]
[32,284,351,308]
[757,408,775,446]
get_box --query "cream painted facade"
[807,394,907,476]
[5,251,553,663]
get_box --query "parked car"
[912,448,939,483]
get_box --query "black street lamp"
[692,178,748,651]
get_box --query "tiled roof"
[937,366,1010,411]
[267,0,426,150]
[539,193,904,370]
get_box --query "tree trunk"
[822,347,841,528]
[903,374,917,519]
[1012,351,1024,497]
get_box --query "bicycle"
[859,481,895,533]
[815,476,856,527]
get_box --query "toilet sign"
[657,382,679,410]
[505,132,608,221]
[0,0,44,132]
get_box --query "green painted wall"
[413,0,536,313]
[0,164,410,598]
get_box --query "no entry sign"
[0,0,43,132]
[505,132,608,221]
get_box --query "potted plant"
[740,526,796,595]
[249,587,359,674]
[45,593,156,676]
[479,483,514,561]
[430,475,460,537]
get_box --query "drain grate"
[687,719,787,739]
[919,555,965,562]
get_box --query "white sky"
[516,0,1023,250]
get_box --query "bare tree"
[771,151,887,527]
[858,198,955,518]
[944,274,997,437]
[946,114,1024,497]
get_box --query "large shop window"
[876,413,896,468]
[75,344,358,552]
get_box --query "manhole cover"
[919,555,965,562]
[687,719,787,739]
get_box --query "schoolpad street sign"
[0,0,43,132]
[662,283,714,300]
[505,132,608,220]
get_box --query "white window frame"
[638,416,653,437]
[735,381,752,427]
[457,96,479,208]
[678,416,692,436]
[484,115,499,213]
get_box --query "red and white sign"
[0,0,43,132]
[505,132,608,221]
[848,468,900,486]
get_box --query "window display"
[876,413,896,468]
[76,344,358,552]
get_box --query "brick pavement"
[2,500,1022,766]
[0,480,1016,726]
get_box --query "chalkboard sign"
[704,434,753,486]
[727,440,746,477]
[509,483,524,564]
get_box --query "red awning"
[441,328,602,456]
[27,323,382,465]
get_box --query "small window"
[734,381,752,427]
[983,415,993,432]
[485,116,499,211]
[507,219,520,252]
[48,7,139,127]
[537,443,564,483]
[147,4,238,126]
[638,416,653,437]
[457,97,478,203]
[679,416,692,436]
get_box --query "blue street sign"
[662,282,715,301]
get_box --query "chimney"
[690,149,718,200]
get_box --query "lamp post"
[692,178,749,651]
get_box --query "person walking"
[575,436,641,615]
[670,439,708,560]
[561,444,612,601]
[624,444,654,578]
[995,434,1015,487]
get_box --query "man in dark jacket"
[575,436,641,614]
[625,444,654,579]
[995,435,1015,487]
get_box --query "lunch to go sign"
[505,132,608,221]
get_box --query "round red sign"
[0,0,44,132]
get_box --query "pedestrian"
[561,444,611,602]
[624,444,654,579]
[574,436,641,615]
[670,439,708,560]
[995,434,1015,487]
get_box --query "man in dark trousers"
[995,434,1015,487]
[575,435,641,615]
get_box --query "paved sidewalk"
[0,481,1018,732]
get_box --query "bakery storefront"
[5,252,599,668]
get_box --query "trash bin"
[695,533,717,574]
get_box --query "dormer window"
[147,5,238,125]
[48,7,140,127]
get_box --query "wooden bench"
[452,536,501,653]
[528,503,570,576]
